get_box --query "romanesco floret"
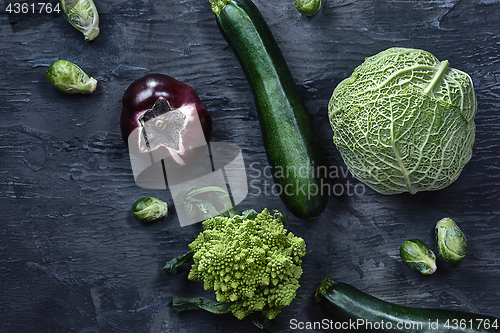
[186,208,306,320]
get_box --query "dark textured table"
[1,0,500,332]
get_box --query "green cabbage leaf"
[329,47,477,195]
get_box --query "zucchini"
[210,0,328,219]
[315,277,500,333]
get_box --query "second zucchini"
[316,277,500,333]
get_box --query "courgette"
[315,277,500,333]
[210,0,328,219]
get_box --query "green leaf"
[162,251,195,275]
[292,295,308,302]
[247,312,274,332]
[169,296,230,314]
[236,209,259,221]
[169,296,275,331]
[272,210,285,224]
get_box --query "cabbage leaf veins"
[329,47,477,194]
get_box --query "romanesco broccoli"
[186,208,306,320]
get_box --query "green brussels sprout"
[435,217,467,264]
[132,197,168,223]
[46,60,97,94]
[60,0,100,41]
[294,0,322,16]
[400,239,437,275]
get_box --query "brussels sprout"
[294,0,322,16]
[435,217,467,264]
[400,239,437,275]
[60,0,100,41]
[46,60,97,94]
[132,197,168,223]
[329,48,477,195]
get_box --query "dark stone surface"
[1,0,500,332]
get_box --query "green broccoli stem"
[209,0,231,16]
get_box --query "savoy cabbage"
[329,47,477,195]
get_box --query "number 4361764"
[5,2,61,14]
[444,318,499,330]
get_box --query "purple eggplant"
[120,74,212,168]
